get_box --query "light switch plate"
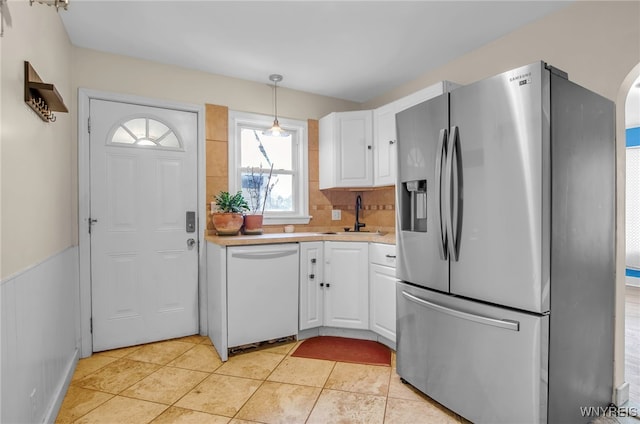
[331,209,341,220]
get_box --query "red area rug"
[292,336,391,366]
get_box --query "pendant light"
[263,74,288,137]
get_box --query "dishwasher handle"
[230,249,298,260]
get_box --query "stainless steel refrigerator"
[395,61,615,423]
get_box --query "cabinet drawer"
[370,243,396,267]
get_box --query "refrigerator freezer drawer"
[396,282,549,424]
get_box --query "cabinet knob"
[326,283,331,288]
[309,273,315,280]
[311,258,316,264]
[389,140,396,145]
[367,145,372,150]
[320,282,324,287]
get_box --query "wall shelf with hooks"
[24,61,68,122]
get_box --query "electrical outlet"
[331,209,341,220]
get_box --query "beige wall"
[69,47,361,243]
[1,2,73,279]
[363,1,639,109]
[362,0,640,401]
[71,47,359,123]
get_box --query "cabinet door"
[299,242,324,330]
[319,111,373,188]
[369,263,397,342]
[324,242,369,329]
[372,82,454,188]
[373,104,397,187]
[337,111,373,187]
[319,114,336,189]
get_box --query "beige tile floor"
[626,285,640,403]
[56,336,467,424]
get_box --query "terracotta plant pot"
[243,214,264,235]
[212,212,244,236]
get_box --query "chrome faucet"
[354,195,366,232]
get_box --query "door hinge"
[90,318,93,333]
[87,117,91,133]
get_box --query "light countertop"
[205,231,396,246]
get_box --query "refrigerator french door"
[396,62,614,423]
[448,64,549,314]
[397,63,549,312]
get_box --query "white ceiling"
[59,1,574,103]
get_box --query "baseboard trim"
[43,348,79,423]
[616,381,630,406]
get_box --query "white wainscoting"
[1,246,79,423]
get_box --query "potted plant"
[243,164,276,235]
[211,191,249,236]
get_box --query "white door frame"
[78,89,206,358]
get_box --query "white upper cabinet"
[320,81,459,189]
[373,103,398,186]
[373,81,459,187]
[320,110,373,189]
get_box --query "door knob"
[187,238,196,249]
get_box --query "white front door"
[89,99,199,351]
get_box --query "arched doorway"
[623,64,640,405]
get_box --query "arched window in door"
[109,116,183,150]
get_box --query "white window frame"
[228,110,310,225]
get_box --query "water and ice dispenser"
[400,179,427,232]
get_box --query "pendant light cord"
[273,79,279,122]
[268,74,283,124]
[265,74,287,136]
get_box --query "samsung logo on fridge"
[509,72,532,86]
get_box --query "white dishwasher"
[227,243,299,347]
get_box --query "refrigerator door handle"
[435,128,448,260]
[445,126,460,261]
[401,290,520,331]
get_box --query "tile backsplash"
[205,104,395,235]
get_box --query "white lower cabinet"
[299,241,369,330]
[369,243,397,342]
[299,242,324,330]
[324,241,369,329]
